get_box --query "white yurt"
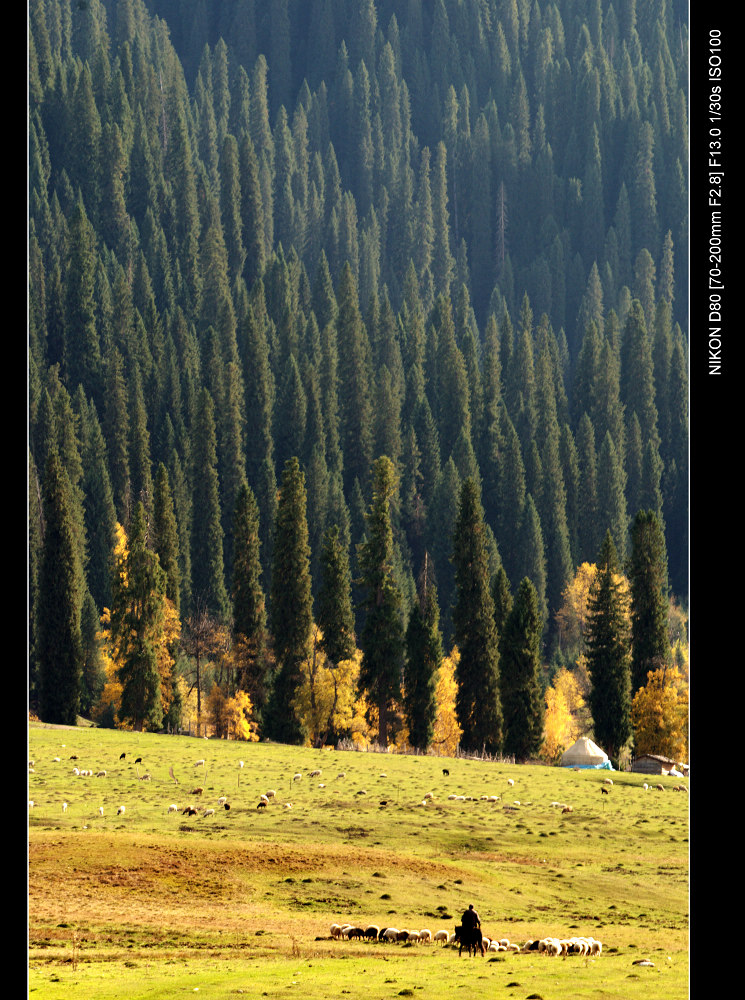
[560,737,611,769]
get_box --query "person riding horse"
[456,904,485,956]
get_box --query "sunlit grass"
[28,723,688,999]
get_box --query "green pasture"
[28,723,689,999]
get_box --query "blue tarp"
[562,761,614,770]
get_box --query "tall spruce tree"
[403,556,442,751]
[451,477,503,754]
[111,502,167,732]
[627,510,669,697]
[266,457,313,744]
[586,531,632,766]
[357,456,405,747]
[37,449,83,725]
[231,482,271,721]
[499,577,545,760]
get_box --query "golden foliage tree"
[631,665,689,761]
[540,666,586,763]
[431,648,463,756]
[294,624,365,746]
[205,683,259,741]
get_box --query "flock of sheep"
[329,922,602,956]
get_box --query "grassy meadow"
[28,722,689,999]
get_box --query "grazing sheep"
[382,928,400,941]
[407,930,421,943]
[28,801,34,809]
[135,757,142,764]
[217,796,228,806]
[202,808,215,818]
[601,786,610,795]
[119,753,126,760]
[293,773,302,782]
[97,770,107,777]
[396,930,410,942]
[259,794,269,805]
[168,804,179,813]
[330,923,343,939]
[337,772,346,778]
[561,805,573,813]
[194,760,206,767]
[423,791,434,800]
[507,778,515,787]
[283,803,292,809]
[655,784,665,791]
[182,806,198,816]
[265,789,276,798]
[442,769,449,776]
[346,927,366,940]
[257,800,267,810]
[365,925,380,940]
[191,787,204,796]
[98,807,104,817]
[72,767,80,776]
[224,803,231,810]
[62,802,68,813]
[308,769,322,778]
[239,760,245,768]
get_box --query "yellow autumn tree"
[431,648,463,756]
[206,684,259,741]
[541,666,586,763]
[555,563,631,661]
[631,665,689,761]
[294,624,366,746]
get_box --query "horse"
[453,924,485,957]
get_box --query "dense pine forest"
[28,0,689,761]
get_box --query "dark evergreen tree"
[627,510,669,697]
[357,456,405,747]
[231,482,271,720]
[153,462,181,613]
[37,450,83,725]
[451,477,502,754]
[500,577,545,760]
[586,531,632,767]
[403,558,442,751]
[190,388,230,621]
[111,501,166,732]
[266,457,313,744]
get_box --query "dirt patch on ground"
[29,830,459,952]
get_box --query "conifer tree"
[403,557,442,751]
[586,531,632,767]
[37,450,83,725]
[190,388,229,621]
[266,457,313,744]
[357,456,405,747]
[500,577,545,760]
[110,502,167,732]
[627,510,669,697]
[232,482,271,721]
[153,462,181,613]
[451,477,502,754]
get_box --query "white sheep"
[330,923,343,939]
[117,806,125,815]
[293,773,302,782]
[28,801,34,809]
[418,928,432,943]
[62,802,68,813]
[98,806,104,817]
[168,804,179,813]
[194,759,206,767]
[423,791,434,800]
[238,761,245,768]
[308,769,322,778]
[507,778,515,786]
[265,789,276,798]
[407,930,421,943]
[217,796,228,806]
[72,768,80,776]
[283,802,292,809]
[382,927,400,941]
[203,808,215,817]
[433,929,449,945]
